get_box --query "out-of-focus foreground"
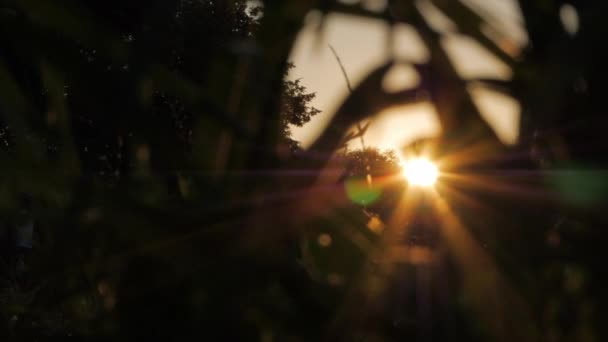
[1,1,607,341]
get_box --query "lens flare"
[402,158,438,186]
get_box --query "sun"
[402,157,439,187]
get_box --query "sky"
[287,0,526,153]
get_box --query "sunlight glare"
[402,158,438,186]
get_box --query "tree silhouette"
[339,147,401,178]
[281,63,322,152]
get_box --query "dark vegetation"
[1,0,607,341]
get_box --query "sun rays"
[312,134,542,340]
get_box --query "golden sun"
[402,157,439,187]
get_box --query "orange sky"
[287,0,526,153]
